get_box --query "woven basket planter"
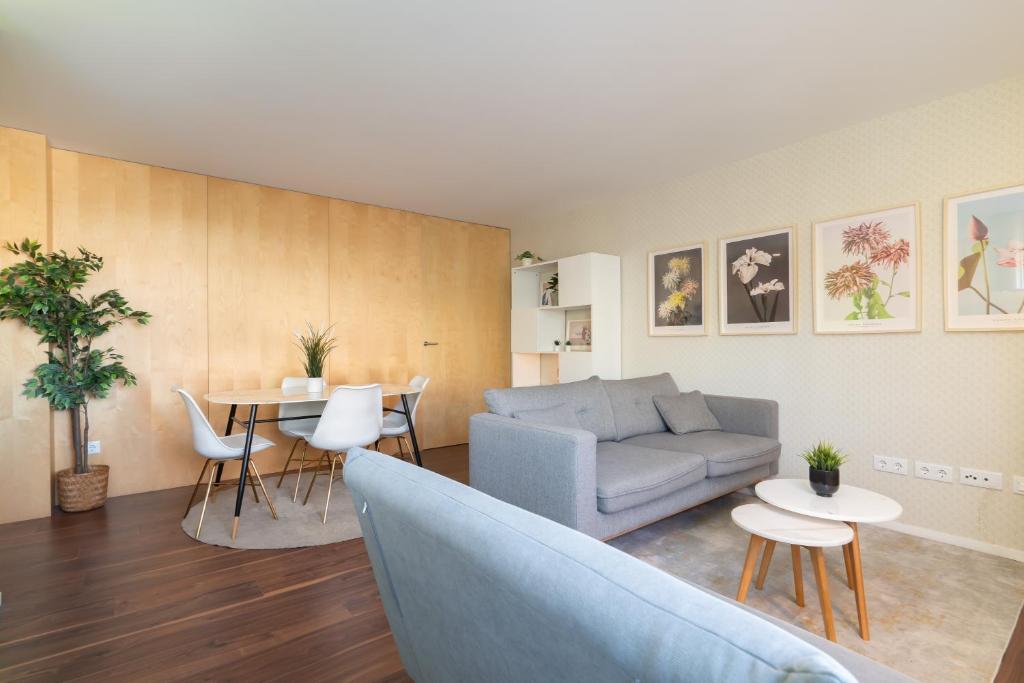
[56,465,110,512]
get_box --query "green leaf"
[844,311,861,320]
[896,291,911,297]
[971,241,985,254]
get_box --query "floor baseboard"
[878,520,1024,563]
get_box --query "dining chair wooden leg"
[249,460,278,520]
[183,460,211,519]
[322,453,340,524]
[276,439,301,488]
[809,546,837,642]
[303,451,329,505]
[249,471,260,503]
[401,436,414,461]
[736,534,765,603]
[842,542,855,589]
[292,442,309,502]
[791,544,805,607]
[195,464,218,540]
[755,539,776,589]
[396,436,406,460]
[373,440,380,451]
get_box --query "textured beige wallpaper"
[511,77,1024,553]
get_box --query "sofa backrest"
[344,448,856,683]
[600,372,678,439]
[483,376,617,441]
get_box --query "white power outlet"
[915,461,954,483]
[87,440,101,455]
[873,454,909,476]
[960,467,1002,490]
[1012,475,1024,495]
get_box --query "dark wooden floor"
[0,444,1020,682]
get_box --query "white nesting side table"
[754,479,902,641]
[732,503,854,642]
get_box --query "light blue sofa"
[470,374,780,538]
[344,449,910,683]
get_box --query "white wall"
[511,77,1024,555]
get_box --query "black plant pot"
[809,467,840,497]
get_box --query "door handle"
[423,341,439,346]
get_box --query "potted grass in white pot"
[295,323,336,394]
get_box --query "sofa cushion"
[622,431,780,478]
[654,391,721,435]
[601,373,680,440]
[596,442,706,514]
[484,376,617,441]
[513,403,584,431]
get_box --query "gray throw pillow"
[653,391,721,435]
[513,403,585,431]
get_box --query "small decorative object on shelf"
[564,340,573,352]
[801,441,848,497]
[553,340,561,352]
[542,272,559,306]
[295,322,336,394]
[0,239,151,512]
[515,250,542,266]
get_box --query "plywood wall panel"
[327,200,423,387]
[0,127,52,523]
[207,178,329,475]
[49,150,209,497]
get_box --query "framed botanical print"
[944,183,1024,331]
[719,226,796,335]
[812,204,921,334]
[648,243,706,336]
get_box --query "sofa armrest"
[469,413,598,533]
[703,395,779,440]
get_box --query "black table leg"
[216,403,238,484]
[401,394,423,467]
[232,404,258,540]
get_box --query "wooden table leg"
[849,522,870,640]
[790,545,804,607]
[809,546,837,642]
[842,543,855,589]
[755,540,776,589]
[736,535,765,603]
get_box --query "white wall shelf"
[511,252,621,387]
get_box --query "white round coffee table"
[732,503,854,641]
[754,478,902,641]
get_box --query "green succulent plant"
[800,441,848,471]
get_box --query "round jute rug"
[181,471,363,549]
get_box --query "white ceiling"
[2,1,1023,227]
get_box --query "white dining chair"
[276,376,326,500]
[174,388,279,539]
[375,375,429,461]
[294,385,382,524]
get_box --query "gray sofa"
[345,448,910,682]
[470,374,780,538]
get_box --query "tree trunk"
[70,405,86,474]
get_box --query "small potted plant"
[295,323,336,394]
[0,239,151,512]
[542,272,559,306]
[553,339,561,352]
[564,339,572,353]
[515,251,541,266]
[800,441,848,497]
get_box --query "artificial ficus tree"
[0,239,150,474]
